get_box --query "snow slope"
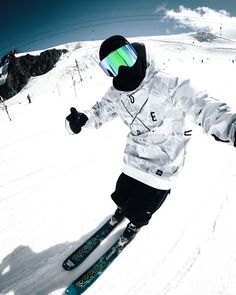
[0,33,236,295]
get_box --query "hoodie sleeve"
[83,87,118,129]
[170,77,236,146]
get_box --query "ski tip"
[62,259,76,271]
[65,284,80,295]
[62,264,71,271]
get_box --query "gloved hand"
[65,107,88,134]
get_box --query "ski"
[62,209,124,271]
[65,226,136,295]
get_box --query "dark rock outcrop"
[0,48,67,99]
[192,32,218,43]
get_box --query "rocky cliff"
[0,48,67,99]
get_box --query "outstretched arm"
[170,78,236,147]
[65,87,118,135]
[83,87,118,129]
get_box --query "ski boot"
[123,222,140,239]
[119,222,140,246]
[109,207,125,226]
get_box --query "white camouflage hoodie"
[84,51,236,190]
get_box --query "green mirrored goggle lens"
[99,44,138,76]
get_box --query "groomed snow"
[0,33,236,295]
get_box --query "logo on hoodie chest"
[118,90,152,135]
[121,87,149,115]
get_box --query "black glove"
[65,107,88,134]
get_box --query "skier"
[65,35,236,240]
[27,94,32,104]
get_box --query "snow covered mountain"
[0,32,236,295]
[0,48,67,99]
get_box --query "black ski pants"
[111,173,170,227]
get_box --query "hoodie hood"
[140,47,158,86]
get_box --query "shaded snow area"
[0,33,236,295]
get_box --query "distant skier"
[27,94,32,103]
[65,35,236,239]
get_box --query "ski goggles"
[99,44,138,77]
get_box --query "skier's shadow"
[0,217,125,295]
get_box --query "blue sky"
[1,0,236,57]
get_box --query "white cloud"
[156,6,236,39]
[155,4,167,14]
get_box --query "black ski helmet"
[99,35,147,91]
[99,35,129,61]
